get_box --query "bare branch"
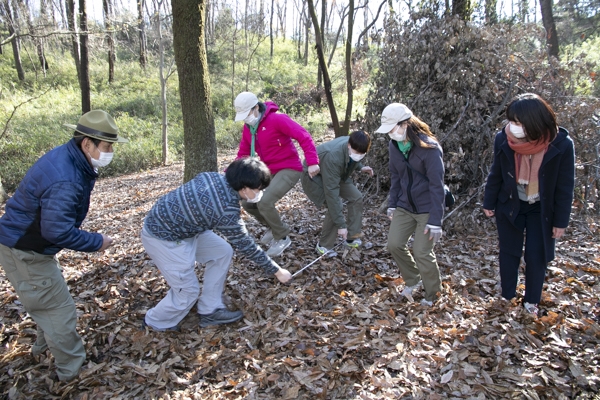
[1,87,54,141]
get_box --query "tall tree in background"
[452,0,471,20]
[24,0,48,73]
[485,0,498,24]
[540,0,559,58]
[1,0,25,81]
[103,0,115,83]
[66,0,81,82]
[306,0,340,136]
[79,0,91,112]
[172,0,217,181]
[138,0,147,68]
[342,0,355,137]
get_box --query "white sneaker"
[401,282,421,297]
[316,242,337,258]
[266,236,291,257]
[260,229,274,245]
[524,302,539,316]
[420,299,433,307]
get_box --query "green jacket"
[301,136,364,229]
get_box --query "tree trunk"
[485,0,498,24]
[172,0,217,182]
[269,0,274,58]
[0,175,8,204]
[2,0,25,80]
[138,0,147,68]
[303,14,309,66]
[79,0,91,112]
[24,0,48,73]
[306,0,340,137]
[317,0,326,89]
[342,0,354,137]
[103,0,115,83]
[66,0,81,82]
[540,0,559,58]
[452,0,471,20]
[156,6,169,165]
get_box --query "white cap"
[374,103,413,133]
[234,92,259,121]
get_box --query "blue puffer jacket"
[0,138,103,255]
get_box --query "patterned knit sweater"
[143,172,279,275]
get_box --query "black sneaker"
[199,308,244,328]
[141,319,180,332]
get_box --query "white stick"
[291,242,344,278]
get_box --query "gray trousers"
[141,229,233,330]
[387,208,441,301]
[0,243,86,381]
[242,169,302,240]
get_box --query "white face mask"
[244,109,260,127]
[87,141,114,168]
[388,125,407,142]
[348,148,366,162]
[246,189,264,203]
[509,122,526,139]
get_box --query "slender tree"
[452,0,471,20]
[66,0,81,82]
[342,0,354,136]
[540,0,559,58]
[24,0,48,73]
[485,0,498,24]
[103,0,115,83]
[306,0,340,136]
[1,0,25,80]
[172,0,217,181]
[138,0,147,68]
[79,0,91,112]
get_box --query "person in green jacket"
[301,131,373,257]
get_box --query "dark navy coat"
[388,135,445,227]
[0,138,103,255]
[483,127,575,264]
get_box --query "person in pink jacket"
[234,92,320,257]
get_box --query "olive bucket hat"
[64,110,128,143]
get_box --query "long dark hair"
[506,93,557,142]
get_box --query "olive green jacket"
[301,136,364,229]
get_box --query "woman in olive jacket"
[483,93,575,316]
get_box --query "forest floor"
[0,149,599,399]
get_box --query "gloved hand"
[387,208,395,220]
[275,268,292,283]
[424,224,442,244]
[337,228,348,240]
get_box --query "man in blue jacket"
[0,110,128,381]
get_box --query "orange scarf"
[506,125,549,202]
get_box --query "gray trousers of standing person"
[0,243,86,381]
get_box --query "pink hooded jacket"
[236,101,319,175]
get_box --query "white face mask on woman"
[246,189,264,203]
[509,122,526,139]
[388,125,407,142]
[244,109,260,127]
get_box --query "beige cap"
[375,103,413,133]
